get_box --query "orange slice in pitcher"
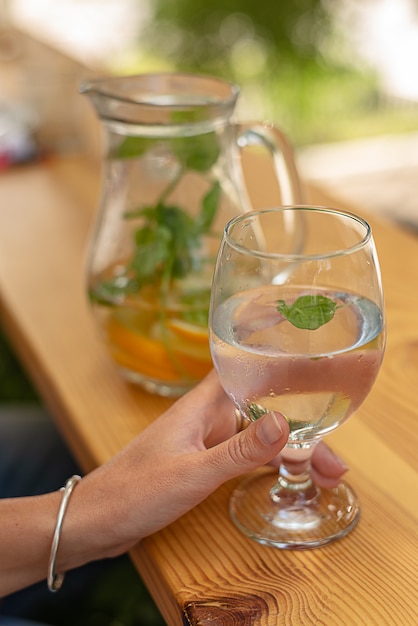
[107,314,212,382]
[167,319,209,344]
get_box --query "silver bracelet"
[47,474,81,592]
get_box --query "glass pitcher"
[81,73,303,397]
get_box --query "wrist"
[54,470,136,575]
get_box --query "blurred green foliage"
[122,0,418,146]
[28,557,165,626]
[150,0,331,70]
[0,325,39,402]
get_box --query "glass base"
[229,469,360,549]
[118,366,194,397]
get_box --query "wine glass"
[209,206,385,549]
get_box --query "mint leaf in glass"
[277,294,338,330]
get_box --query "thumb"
[203,412,289,485]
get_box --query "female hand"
[62,371,347,568]
[0,370,348,596]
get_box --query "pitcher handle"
[236,122,304,207]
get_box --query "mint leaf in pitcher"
[195,181,221,234]
[108,127,221,300]
[170,132,220,172]
[277,294,339,330]
[115,136,154,159]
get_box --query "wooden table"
[0,152,417,625]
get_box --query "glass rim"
[224,205,372,261]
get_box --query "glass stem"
[270,445,319,506]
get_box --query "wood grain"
[0,153,417,625]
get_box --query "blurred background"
[0,0,417,624]
[4,0,418,144]
[1,0,418,226]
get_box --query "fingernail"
[257,412,283,446]
[333,452,349,472]
[322,444,349,472]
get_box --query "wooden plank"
[0,154,416,625]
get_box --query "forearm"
[0,474,130,598]
[0,492,62,596]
